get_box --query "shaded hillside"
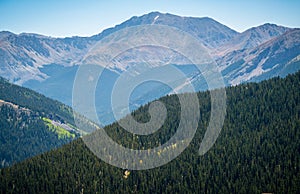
[0,71,299,193]
[0,101,77,167]
[0,77,74,125]
[0,77,93,167]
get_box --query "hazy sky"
[0,0,299,37]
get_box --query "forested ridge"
[0,77,81,167]
[0,77,74,125]
[0,71,299,193]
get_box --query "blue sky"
[0,0,299,37]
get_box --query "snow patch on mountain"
[152,15,160,24]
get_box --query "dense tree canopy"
[0,71,299,193]
[0,77,81,167]
[0,77,74,125]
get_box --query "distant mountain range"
[0,12,299,124]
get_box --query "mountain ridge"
[0,11,295,85]
[214,23,290,57]
[218,28,300,85]
[0,75,103,167]
[1,12,299,125]
[0,77,80,167]
[91,11,239,48]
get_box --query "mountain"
[92,11,238,49]
[107,27,300,120]
[218,29,300,85]
[0,77,94,167]
[214,23,290,56]
[0,31,93,85]
[0,12,238,85]
[1,71,299,193]
[0,12,299,125]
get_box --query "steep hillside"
[0,77,75,124]
[0,77,93,167]
[0,100,76,167]
[1,71,299,193]
[0,31,93,84]
[218,29,300,85]
[215,23,289,56]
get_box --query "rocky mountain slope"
[0,31,93,84]
[214,23,290,57]
[0,12,299,125]
[218,29,300,85]
[0,12,239,85]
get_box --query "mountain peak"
[245,23,289,33]
[139,11,220,25]
[0,31,14,35]
[92,12,238,49]
[0,31,15,39]
[215,22,291,56]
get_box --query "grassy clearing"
[42,117,75,139]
